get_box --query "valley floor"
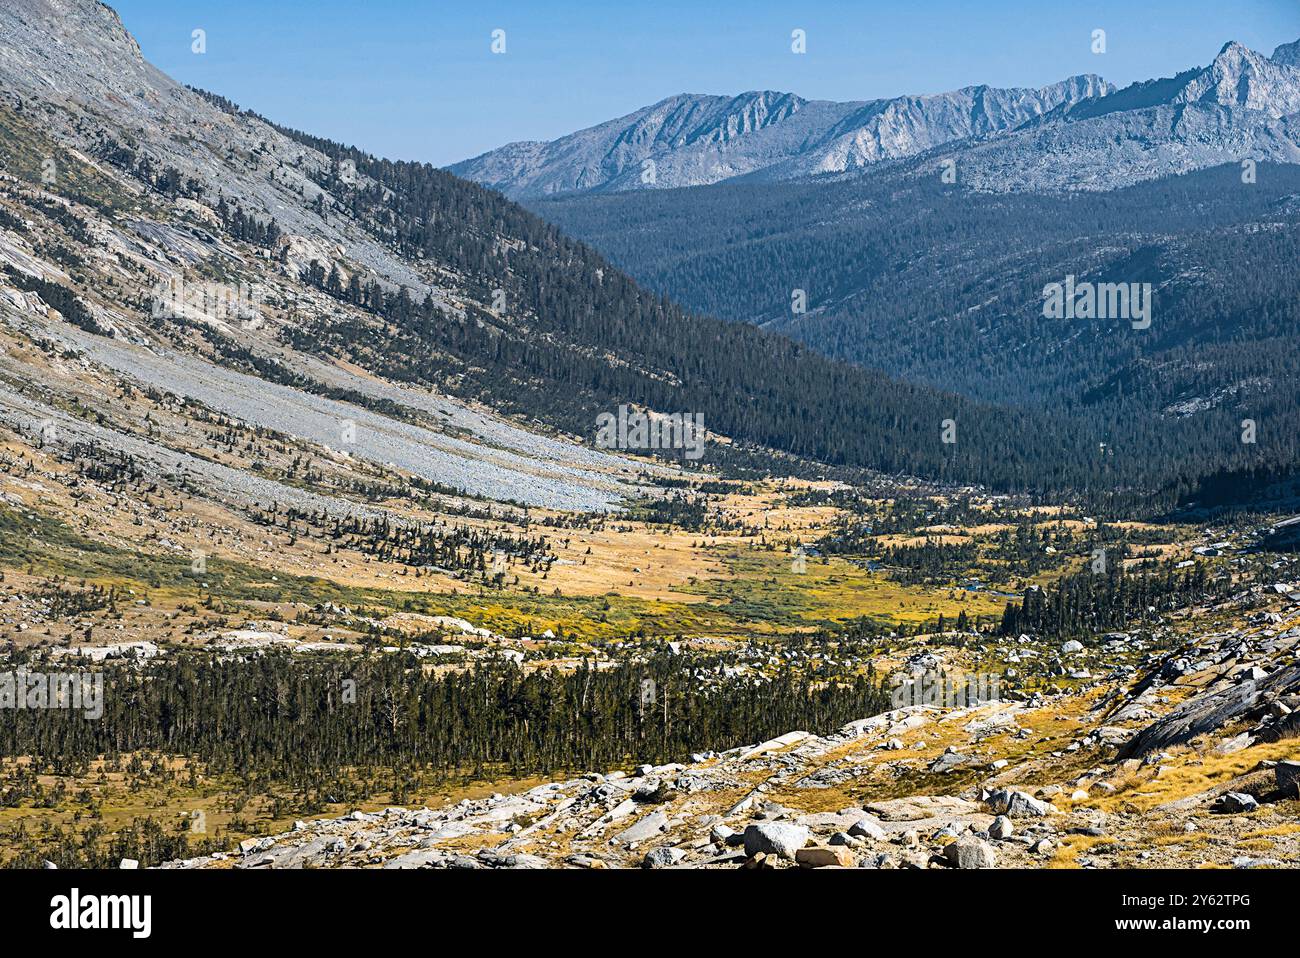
[158,595,1300,871]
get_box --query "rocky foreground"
[162,600,1300,870]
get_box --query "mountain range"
[450,75,1111,196]
[452,39,1300,196]
[0,0,1295,509]
[458,34,1300,509]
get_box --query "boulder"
[1257,709,1300,744]
[709,823,736,845]
[982,785,1055,816]
[984,788,1055,818]
[848,817,888,841]
[929,750,971,773]
[642,846,687,869]
[742,822,810,860]
[943,836,996,869]
[1275,760,1300,797]
[796,845,854,868]
[1216,792,1259,814]
[989,815,1014,839]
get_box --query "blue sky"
[109,0,1300,167]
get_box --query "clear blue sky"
[109,0,1300,167]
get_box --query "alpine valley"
[0,0,1296,877]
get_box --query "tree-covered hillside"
[531,163,1300,506]
[186,90,1298,506]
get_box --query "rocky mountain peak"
[1272,38,1300,67]
[1175,38,1300,115]
[0,0,157,103]
[1061,73,1111,97]
[10,0,144,61]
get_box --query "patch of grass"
[682,549,1007,630]
[1092,741,1297,814]
[0,507,770,642]
[1234,838,1275,851]
[0,104,143,213]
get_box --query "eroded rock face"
[1118,664,1300,759]
[0,1,645,515]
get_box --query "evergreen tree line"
[997,561,1223,639]
[0,652,891,789]
[3,265,107,335]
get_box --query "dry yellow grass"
[1091,741,1297,813]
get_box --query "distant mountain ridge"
[923,40,1300,192]
[450,76,1111,197]
[518,38,1300,501]
[454,38,1300,196]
